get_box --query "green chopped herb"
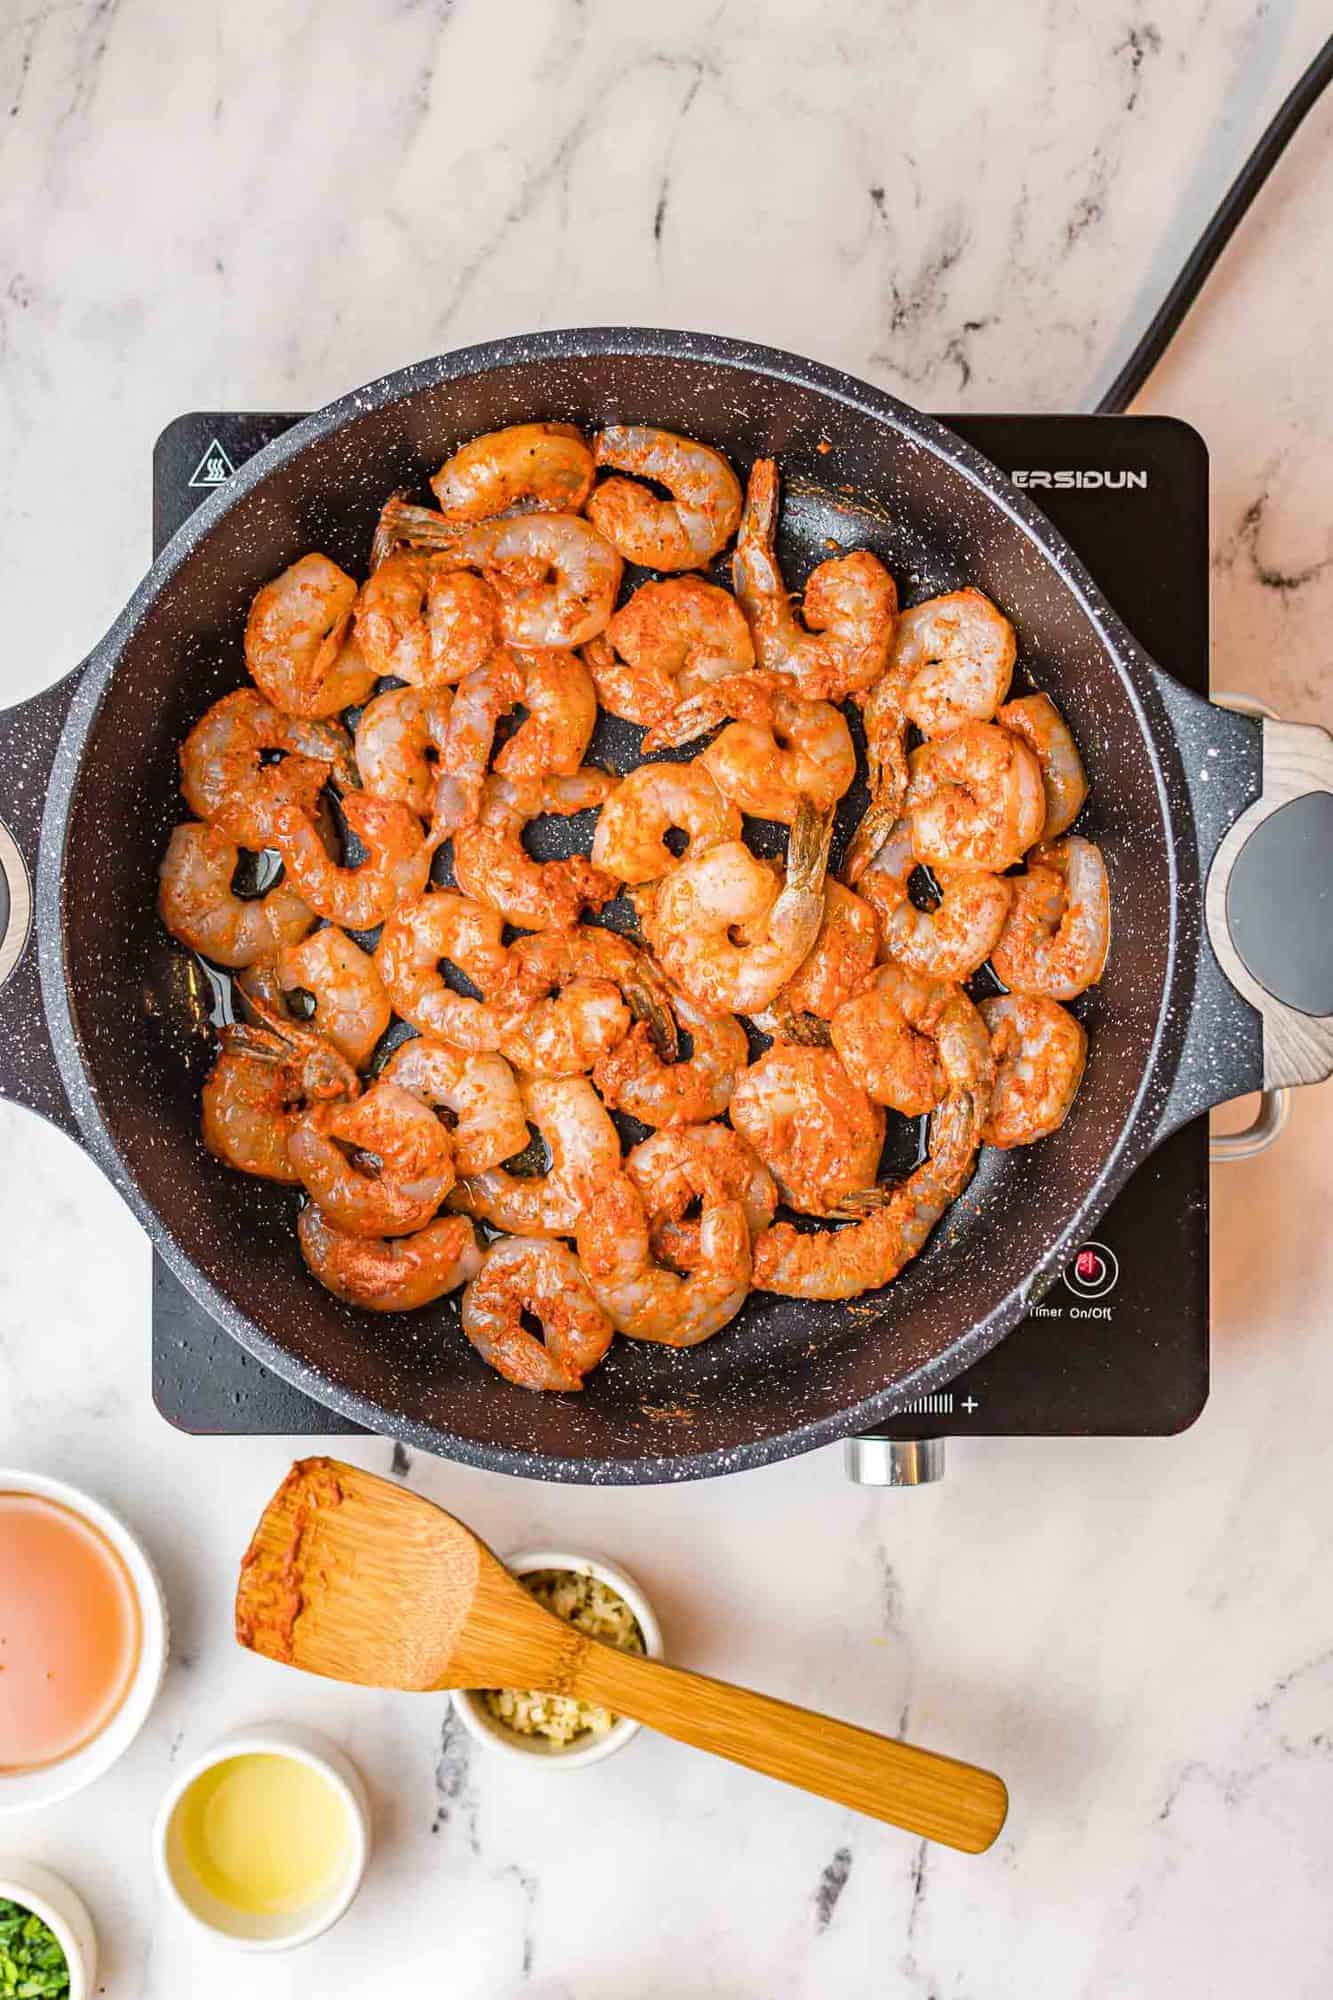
[0,1898,70,1999]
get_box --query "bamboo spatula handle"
[574,1643,1007,1852]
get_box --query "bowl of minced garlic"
[452,1552,663,1767]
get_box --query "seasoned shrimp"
[894,589,1015,736]
[730,1044,884,1216]
[583,577,754,726]
[288,1079,456,1237]
[451,771,618,931]
[259,792,432,929]
[625,1125,776,1270]
[492,648,597,781]
[768,879,880,1023]
[990,836,1110,1000]
[201,1020,356,1181]
[998,693,1089,840]
[593,988,748,1127]
[906,721,1045,873]
[240,926,391,1070]
[429,652,524,836]
[697,688,857,823]
[980,993,1087,1147]
[379,502,622,649]
[451,1077,620,1237]
[460,1237,613,1391]
[431,423,594,523]
[355,685,453,820]
[298,1206,482,1311]
[587,425,742,570]
[590,761,741,884]
[576,1172,750,1346]
[245,553,375,719]
[858,818,1012,982]
[842,671,910,884]
[831,963,992,1117]
[355,553,500,688]
[752,1086,982,1299]
[381,1037,529,1176]
[732,459,897,700]
[374,890,510,1049]
[496,927,676,1078]
[645,801,833,1015]
[180,689,357,849]
[158,821,315,968]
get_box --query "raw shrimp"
[990,836,1109,1000]
[451,1076,620,1237]
[299,1205,482,1311]
[998,693,1089,840]
[158,821,314,968]
[240,927,391,1070]
[180,689,357,849]
[355,552,500,687]
[729,1044,885,1216]
[644,800,833,1015]
[894,589,1015,736]
[288,1079,456,1237]
[732,459,897,700]
[841,672,910,884]
[451,771,618,931]
[590,761,741,884]
[697,688,857,823]
[831,963,992,1118]
[625,1125,776,1270]
[260,792,432,929]
[460,1238,613,1392]
[576,1172,750,1346]
[768,879,880,1023]
[244,553,375,719]
[381,1038,529,1176]
[980,993,1087,1147]
[587,425,742,570]
[431,423,594,523]
[201,1020,357,1181]
[858,819,1012,982]
[374,891,510,1050]
[355,685,453,820]
[752,1086,982,1300]
[496,927,676,1078]
[491,648,597,781]
[593,989,748,1127]
[429,652,524,836]
[379,503,622,649]
[906,721,1045,873]
[583,577,755,726]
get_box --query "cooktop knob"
[844,1437,946,1485]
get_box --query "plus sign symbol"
[1065,1241,1118,1299]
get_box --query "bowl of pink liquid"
[0,1471,168,1811]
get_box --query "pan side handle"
[1150,669,1333,1142]
[0,670,86,1137]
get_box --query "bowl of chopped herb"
[0,1862,96,2000]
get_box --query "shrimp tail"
[626,981,679,1064]
[372,493,458,568]
[642,671,778,752]
[787,796,834,893]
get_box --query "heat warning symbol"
[1065,1242,1118,1299]
[187,437,237,489]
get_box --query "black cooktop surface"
[151,408,1209,1441]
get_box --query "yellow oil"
[177,1753,351,1917]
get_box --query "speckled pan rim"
[33,329,1197,1483]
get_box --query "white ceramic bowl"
[153,1722,370,1952]
[0,1469,169,1814]
[0,1860,97,2000]
[452,1548,663,1768]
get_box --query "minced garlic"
[480,1568,646,1747]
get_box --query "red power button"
[1065,1241,1119,1298]
[1075,1249,1101,1284]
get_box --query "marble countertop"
[3,1,1333,1993]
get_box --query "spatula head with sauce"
[236,1458,1008,1855]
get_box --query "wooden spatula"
[235,1457,1008,1853]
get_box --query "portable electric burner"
[148,406,1227,1473]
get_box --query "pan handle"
[1151,669,1333,1139]
[0,669,87,1137]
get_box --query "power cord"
[1096,30,1333,414]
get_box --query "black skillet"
[1,330,1330,1483]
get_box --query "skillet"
[0,329,1330,1482]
